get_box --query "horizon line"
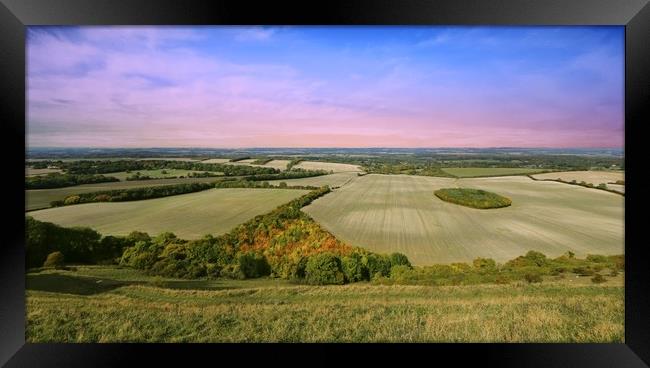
[26,146,625,150]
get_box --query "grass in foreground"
[434,188,512,209]
[26,266,623,343]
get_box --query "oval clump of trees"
[434,188,512,209]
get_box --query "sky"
[27,26,624,148]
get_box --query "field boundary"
[526,175,624,196]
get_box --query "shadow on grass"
[26,273,128,295]
[26,273,239,295]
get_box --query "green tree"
[43,251,65,268]
[389,252,412,268]
[305,253,345,285]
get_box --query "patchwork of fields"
[28,188,309,239]
[201,158,290,171]
[442,167,549,178]
[26,177,222,211]
[303,174,624,265]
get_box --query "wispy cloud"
[234,27,276,41]
[27,26,624,148]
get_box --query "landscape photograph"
[25,25,624,342]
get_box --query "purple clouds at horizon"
[27,26,624,148]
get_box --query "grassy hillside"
[28,188,309,239]
[303,174,624,265]
[26,266,623,343]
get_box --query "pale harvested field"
[269,172,360,188]
[25,168,63,176]
[607,184,625,193]
[442,167,548,178]
[293,161,363,173]
[28,188,308,239]
[262,159,290,171]
[26,177,222,211]
[201,158,231,164]
[303,174,624,265]
[224,159,290,171]
[532,171,624,186]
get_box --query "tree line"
[57,160,278,176]
[26,173,119,189]
[50,179,321,207]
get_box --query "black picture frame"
[1,0,648,366]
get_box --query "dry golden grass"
[26,270,624,343]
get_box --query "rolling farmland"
[293,161,363,173]
[26,177,223,211]
[28,188,309,239]
[269,172,360,188]
[442,167,549,178]
[532,171,624,193]
[303,174,624,265]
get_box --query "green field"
[28,188,308,238]
[303,174,624,265]
[106,169,222,181]
[442,167,549,178]
[26,177,222,211]
[26,266,623,342]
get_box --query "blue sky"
[27,26,624,148]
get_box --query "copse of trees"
[286,159,303,170]
[246,169,328,181]
[434,188,512,209]
[214,179,319,190]
[25,217,133,268]
[251,158,273,165]
[26,173,119,189]
[229,156,251,162]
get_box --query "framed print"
[1,0,649,366]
